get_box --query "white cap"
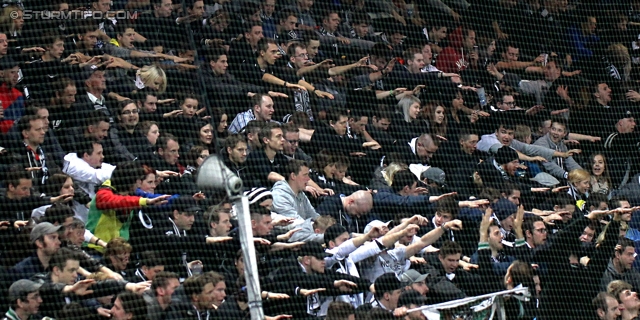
[364,220,392,234]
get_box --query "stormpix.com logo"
[17,10,136,20]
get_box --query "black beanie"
[495,146,518,165]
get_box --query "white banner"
[407,287,531,320]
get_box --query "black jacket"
[537,217,620,320]
[262,264,371,318]
[37,277,128,318]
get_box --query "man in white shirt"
[63,140,115,199]
[319,223,417,315]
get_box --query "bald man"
[316,190,374,234]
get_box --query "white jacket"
[63,153,116,198]
[319,239,383,315]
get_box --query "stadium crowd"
[1,0,640,319]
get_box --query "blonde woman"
[389,96,430,142]
[135,65,167,93]
[0,6,42,53]
[370,162,409,190]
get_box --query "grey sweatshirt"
[288,219,324,243]
[271,180,319,221]
[533,133,582,179]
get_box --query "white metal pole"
[234,195,265,320]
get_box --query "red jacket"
[95,186,146,219]
[436,27,468,74]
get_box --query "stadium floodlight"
[197,155,264,320]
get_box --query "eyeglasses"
[535,228,548,234]
[502,101,515,106]
[121,109,139,115]
[199,154,208,159]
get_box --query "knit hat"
[491,198,518,222]
[244,187,273,205]
[494,146,518,165]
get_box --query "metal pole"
[233,195,264,320]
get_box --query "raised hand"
[68,279,96,296]
[314,90,335,99]
[147,194,172,206]
[254,238,272,245]
[444,219,463,231]
[299,288,326,296]
[514,205,525,238]
[551,186,570,193]
[479,208,493,241]
[334,279,357,292]
[265,315,293,320]
[125,281,151,294]
[432,192,457,202]
[156,170,179,178]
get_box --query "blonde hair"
[397,96,421,123]
[568,168,591,185]
[514,125,531,143]
[312,215,336,232]
[137,65,167,93]
[607,280,633,302]
[382,162,409,186]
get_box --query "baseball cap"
[399,269,430,286]
[323,224,348,246]
[30,222,61,243]
[299,242,333,259]
[8,279,42,302]
[530,172,560,187]
[279,30,303,44]
[172,196,203,215]
[374,273,404,295]
[612,107,635,126]
[364,220,391,234]
[421,167,446,185]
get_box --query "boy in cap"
[4,279,43,320]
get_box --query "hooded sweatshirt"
[600,259,640,292]
[435,26,469,74]
[271,180,319,223]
